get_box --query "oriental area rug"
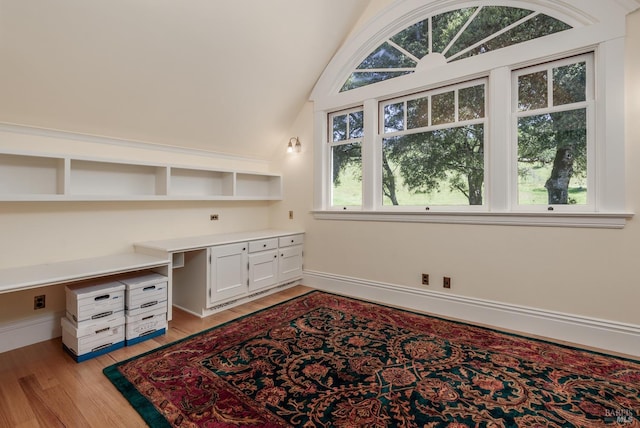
[104,291,640,427]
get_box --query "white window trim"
[311,210,629,229]
[311,0,637,228]
[510,53,595,212]
[328,107,364,209]
[376,78,489,210]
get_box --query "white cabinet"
[279,246,303,283]
[278,235,304,283]
[0,152,282,201]
[208,242,248,306]
[136,230,304,317]
[209,235,304,306]
[248,238,279,292]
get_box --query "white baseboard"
[303,270,640,358]
[0,282,303,353]
[2,276,637,358]
[0,311,64,354]
[175,281,299,318]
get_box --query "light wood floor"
[0,285,313,428]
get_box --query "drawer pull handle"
[263,244,267,247]
[143,285,156,291]
[95,327,110,334]
[92,311,113,319]
[142,315,154,320]
[94,294,110,301]
[140,329,157,337]
[141,301,158,308]
[92,343,113,352]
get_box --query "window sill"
[312,210,633,228]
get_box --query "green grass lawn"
[332,163,587,207]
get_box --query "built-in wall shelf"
[0,152,282,201]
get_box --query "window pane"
[356,42,417,69]
[517,109,587,205]
[341,71,414,92]
[349,111,364,139]
[458,84,485,120]
[331,143,362,206]
[407,97,429,129]
[382,124,484,206]
[447,6,533,57]
[454,14,571,60]
[431,91,455,125]
[332,114,347,142]
[384,102,405,132]
[391,19,429,60]
[518,71,548,111]
[553,62,586,106]
[432,8,477,54]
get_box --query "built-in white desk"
[134,229,304,253]
[0,230,302,352]
[0,253,170,294]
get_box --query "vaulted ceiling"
[0,0,372,159]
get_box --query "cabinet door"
[208,242,248,306]
[248,250,278,292]
[278,245,303,283]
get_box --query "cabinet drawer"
[249,238,278,253]
[279,234,304,248]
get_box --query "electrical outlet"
[210,214,219,221]
[34,295,46,310]
[443,277,451,289]
[421,273,429,285]
[289,210,294,220]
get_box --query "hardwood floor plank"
[18,375,70,428]
[0,377,36,428]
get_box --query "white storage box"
[65,280,125,323]
[120,273,167,315]
[61,315,125,362]
[125,304,167,346]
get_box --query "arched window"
[311,0,636,228]
[342,6,571,91]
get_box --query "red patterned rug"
[104,291,640,427]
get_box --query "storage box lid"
[65,280,125,297]
[119,273,167,288]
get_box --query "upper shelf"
[0,152,282,201]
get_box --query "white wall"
[270,9,640,328]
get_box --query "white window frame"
[511,53,595,213]
[377,78,488,211]
[328,107,364,209]
[311,0,636,228]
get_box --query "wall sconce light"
[287,137,301,153]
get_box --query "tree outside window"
[515,56,590,206]
[380,81,486,206]
[329,109,363,207]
